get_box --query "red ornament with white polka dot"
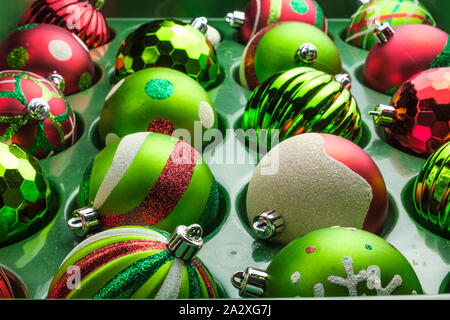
[369,67,450,157]
[0,70,77,159]
[0,23,95,95]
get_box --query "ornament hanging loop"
[190,17,209,34]
[252,210,284,239]
[167,224,204,260]
[369,104,397,127]
[231,267,268,297]
[68,207,101,237]
[225,11,245,28]
[27,98,50,120]
[297,43,318,65]
[373,21,395,44]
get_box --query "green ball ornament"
[0,142,54,246]
[241,66,362,149]
[48,224,221,299]
[69,132,219,237]
[232,227,423,297]
[99,67,218,149]
[413,142,450,239]
[240,21,342,90]
[345,0,435,50]
[114,18,221,90]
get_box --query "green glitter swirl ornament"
[0,142,54,246]
[413,142,450,239]
[48,225,222,299]
[241,66,362,150]
[115,18,221,90]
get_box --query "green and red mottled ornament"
[19,0,111,49]
[99,67,218,149]
[226,0,327,44]
[363,22,450,95]
[240,21,342,90]
[0,23,96,95]
[241,66,362,150]
[0,266,28,298]
[0,142,54,246]
[115,18,221,90]
[370,67,450,157]
[48,224,221,299]
[69,132,220,237]
[413,141,450,239]
[345,0,435,50]
[0,71,77,159]
[232,227,423,297]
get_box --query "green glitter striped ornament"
[47,225,222,299]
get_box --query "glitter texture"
[17,24,36,31]
[192,258,217,298]
[145,78,174,100]
[327,256,367,296]
[78,159,94,207]
[428,36,450,69]
[146,118,175,135]
[79,72,93,91]
[186,260,202,298]
[306,246,316,254]
[197,178,219,234]
[290,271,301,285]
[313,282,325,297]
[291,0,308,15]
[7,47,28,69]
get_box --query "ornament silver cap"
[297,43,318,64]
[167,224,204,260]
[357,0,370,6]
[334,73,352,89]
[68,207,101,237]
[252,210,284,240]
[225,11,246,28]
[369,104,397,127]
[231,267,268,297]
[47,72,65,92]
[373,21,395,44]
[190,17,209,34]
[27,98,50,120]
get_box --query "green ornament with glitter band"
[99,67,218,150]
[114,18,221,90]
[232,227,423,297]
[0,142,54,246]
[47,225,222,299]
[240,21,342,90]
[69,132,220,238]
[345,0,435,50]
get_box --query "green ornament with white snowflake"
[232,227,423,297]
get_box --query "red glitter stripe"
[348,12,429,32]
[49,239,167,298]
[100,140,200,227]
[192,259,216,298]
[0,269,13,298]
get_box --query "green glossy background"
[0,0,448,300]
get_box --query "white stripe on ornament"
[154,257,184,299]
[93,132,151,209]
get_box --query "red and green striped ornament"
[0,70,76,159]
[345,0,436,50]
[70,132,220,237]
[47,225,221,299]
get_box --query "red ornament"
[226,0,327,44]
[370,67,450,157]
[19,0,111,49]
[0,267,27,298]
[364,23,450,95]
[0,70,77,159]
[0,23,96,95]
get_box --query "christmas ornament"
[239,21,342,90]
[363,22,450,95]
[0,266,28,298]
[246,133,388,245]
[0,142,54,246]
[369,67,450,157]
[412,141,450,239]
[18,0,111,49]
[99,67,218,149]
[232,227,423,297]
[241,66,362,150]
[345,0,435,50]
[226,0,327,44]
[68,132,219,237]
[0,23,96,95]
[115,18,221,90]
[0,70,77,159]
[48,224,221,299]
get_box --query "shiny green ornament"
[0,142,53,246]
[413,142,450,239]
[99,67,218,149]
[114,18,221,90]
[241,66,362,150]
[232,227,423,297]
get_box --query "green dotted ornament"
[7,47,28,69]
